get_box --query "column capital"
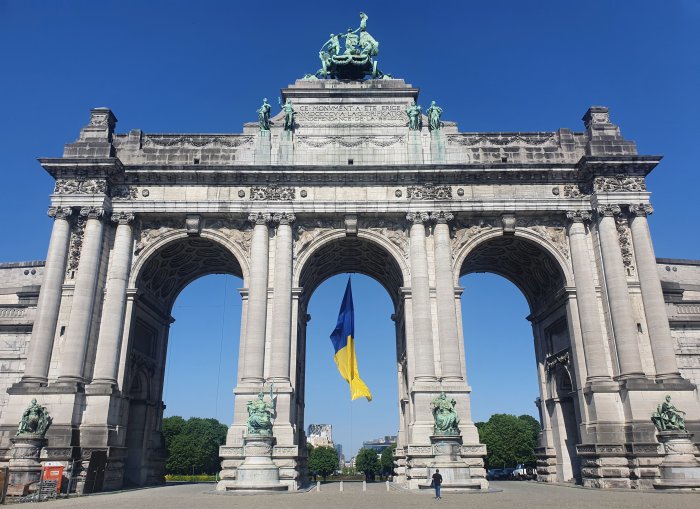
[595,204,621,218]
[566,210,593,223]
[79,206,105,220]
[272,212,296,225]
[48,206,73,220]
[248,212,272,225]
[430,211,454,224]
[111,212,135,225]
[406,211,431,225]
[629,203,654,217]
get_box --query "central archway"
[294,232,409,477]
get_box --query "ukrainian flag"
[329,278,372,401]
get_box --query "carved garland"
[54,179,107,195]
[406,185,452,200]
[250,186,295,201]
[615,216,636,275]
[593,175,646,192]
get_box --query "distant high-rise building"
[307,423,334,447]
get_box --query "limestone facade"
[0,79,698,491]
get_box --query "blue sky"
[1,1,698,458]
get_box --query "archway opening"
[458,234,581,483]
[123,236,245,486]
[297,236,406,473]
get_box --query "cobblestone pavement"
[36,481,697,509]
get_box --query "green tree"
[308,446,338,480]
[477,414,538,469]
[355,448,380,481]
[380,444,396,478]
[163,416,228,475]
[518,414,541,449]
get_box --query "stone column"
[21,207,73,384]
[566,211,612,381]
[595,205,644,378]
[57,207,106,383]
[269,212,295,382]
[240,213,271,383]
[407,212,435,381]
[91,212,135,387]
[628,204,681,379]
[431,211,462,381]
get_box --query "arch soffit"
[129,229,250,291]
[293,228,410,302]
[452,228,573,288]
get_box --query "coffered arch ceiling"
[137,237,243,312]
[298,237,404,309]
[459,236,565,312]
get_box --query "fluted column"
[240,212,271,383]
[566,211,612,381]
[91,212,136,386]
[596,205,644,378]
[407,212,435,381]
[57,207,106,383]
[628,204,681,379]
[269,212,295,382]
[431,211,462,381]
[21,207,73,384]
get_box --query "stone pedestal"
[654,431,700,491]
[430,130,445,163]
[8,435,45,487]
[407,131,423,163]
[218,436,287,492]
[277,130,293,164]
[255,131,271,164]
[419,436,485,491]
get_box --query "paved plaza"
[36,481,697,509]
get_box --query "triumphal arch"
[1,13,699,492]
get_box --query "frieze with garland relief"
[250,186,295,201]
[54,179,108,195]
[110,185,139,200]
[406,184,452,200]
[295,135,404,148]
[142,135,254,148]
[593,175,646,192]
[563,184,587,198]
[446,133,557,146]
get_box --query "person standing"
[432,469,443,499]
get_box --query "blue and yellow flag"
[329,278,372,401]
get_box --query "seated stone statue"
[246,386,276,436]
[431,392,460,435]
[17,398,52,437]
[652,395,686,432]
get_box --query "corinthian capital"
[272,212,296,225]
[111,212,135,225]
[248,212,272,226]
[566,210,593,223]
[406,212,431,224]
[79,206,105,220]
[629,203,654,217]
[47,206,73,220]
[430,211,455,224]
[595,204,621,218]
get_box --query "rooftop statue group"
[652,395,687,432]
[256,98,295,132]
[431,392,460,435]
[406,100,443,131]
[246,384,276,436]
[16,398,52,437]
[303,12,386,80]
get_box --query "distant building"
[307,423,334,448]
[362,435,396,453]
[334,443,344,465]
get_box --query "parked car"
[511,464,537,480]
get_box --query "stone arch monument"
[1,14,699,492]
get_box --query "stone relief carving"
[66,215,86,278]
[363,218,410,260]
[54,179,107,195]
[563,184,586,198]
[143,135,254,148]
[294,219,341,258]
[615,215,636,275]
[450,218,496,255]
[203,218,252,256]
[593,175,646,193]
[250,186,295,201]
[111,185,138,199]
[406,184,452,200]
[516,217,569,259]
[629,203,654,217]
[446,133,557,146]
[47,206,72,220]
[295,135,404,148]
[134,219,182,255]
[545,350,570,374]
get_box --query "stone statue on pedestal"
[246,384,276,436]
[257,98,271,132]
[16,399,51,437]
[652,395,686,431]
[406,102,422,131]
[278,98,295,131]
[431,392,460,435]
[426,101,443,131]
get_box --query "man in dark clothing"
[432,469,443,499]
